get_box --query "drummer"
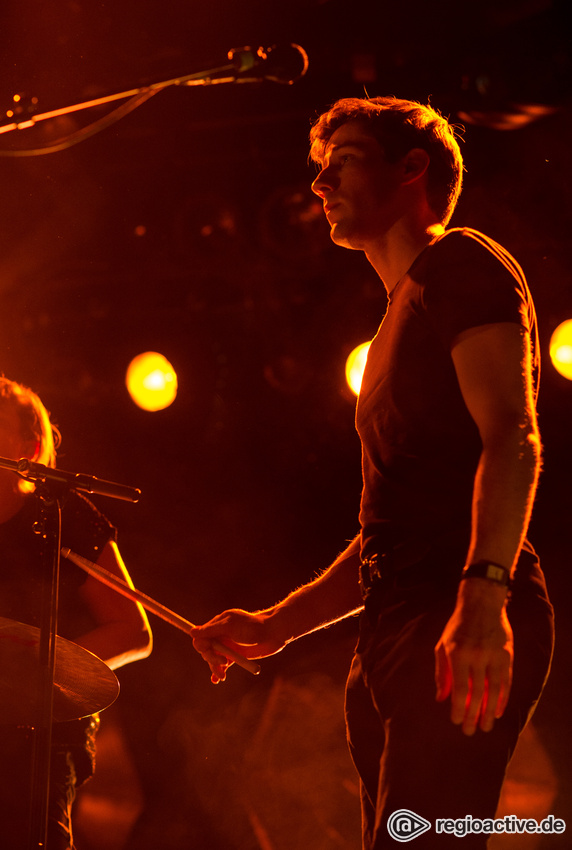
[0,377,152,849]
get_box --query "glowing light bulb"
[345,341,371,396]
[126,352,178,411]
[549,320,572,381]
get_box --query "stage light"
[126,352,178,411]
[549,320,572,381]
[345,342,371,396]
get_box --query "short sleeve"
[61,490,117,562]
[420,229,534,350]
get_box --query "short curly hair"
[309,96,464,226]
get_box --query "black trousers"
[345,547,554,849]
[0,719,96,850]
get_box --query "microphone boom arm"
[0,44,308,138]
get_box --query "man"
[0,377,152,849]
[191,97,554,847]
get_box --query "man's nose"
[311,166,335,197]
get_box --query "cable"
[0,88,157,157]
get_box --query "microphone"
[13,457,141,503]
[228,44,309,85]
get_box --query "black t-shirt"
[0,489,116,640]
[357,227,538,560]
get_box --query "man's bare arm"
[192,535,363,682]
[435,322,541,735]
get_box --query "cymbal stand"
[27,482,62,850]
[0,455,140,850]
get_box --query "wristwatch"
[461,560,511,587]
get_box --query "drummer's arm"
[75,540,153,670]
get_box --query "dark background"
[1,1,571,847]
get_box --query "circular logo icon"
[387,809,432,842]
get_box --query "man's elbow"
[125,618,153,661]
[520,420,542,468]
[481,414,542,467]
[137,623,153,659]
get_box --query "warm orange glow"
[549,320,572,380]
[126,352,178,411]
[345,342,371,396]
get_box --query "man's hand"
[191,608,288,684]
[434,578,513,735]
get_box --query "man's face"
[311,120,404,251]
[0,404,28,463]
[0,403,33,501]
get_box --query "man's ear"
[401,148,430,185]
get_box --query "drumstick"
[61,547,260,676]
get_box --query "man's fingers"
[448,654,471,726]
[479,670,503,732]
[463,671,487,735]
[448,653,487,735]
[496,672,512,719]
[195,647,230,684]
[437,600,514,734]
[191,636,234,680]
[434,642,451,701]
[210,664,229,684]
[450,654,512,735]
[484,659,512,728]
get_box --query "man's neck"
[365,220,445,294]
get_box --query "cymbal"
[0,617,120,725]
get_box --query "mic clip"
[227,44,309,86]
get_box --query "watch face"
[463,561,510,585]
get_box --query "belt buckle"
[359,554,380,596]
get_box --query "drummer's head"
[0,378,59,492]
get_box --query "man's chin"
[330,227,362,251]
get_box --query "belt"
[359,538,438,597]
[359,527,478,599]
[359,554,383,597]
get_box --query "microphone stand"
[0,456,140,850]
[0,44,309,139]
[27,481,62,850]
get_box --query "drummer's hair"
[0,377,60,492]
